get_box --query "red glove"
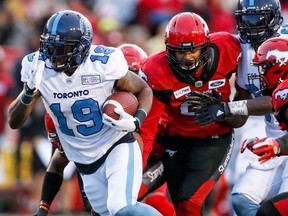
[48,132,62,150]
[240,137,259,153]
[44,112,63,152]
[241,137,281,163]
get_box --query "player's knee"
[114,202,162,216]
[231,193,259,216]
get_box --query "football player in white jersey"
[7,10,161,216]
[240,36,288,216]
[32,43,150,216]
[192,0,288,215]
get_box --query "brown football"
[103,91,139,120]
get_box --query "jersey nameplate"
[173,86,191,99]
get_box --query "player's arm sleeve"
[140,96,165,166]
[228,34,242,73]
[20,54,33,83]
[214,32,242,73]
[102,47,129,81]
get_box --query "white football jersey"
[21,45,129,164]
[236,39,286,139]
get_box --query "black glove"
[32,208,48,216]
[187,90,222,108]
[194,102,232,126]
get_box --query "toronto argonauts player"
[7,10,161,216]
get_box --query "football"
[103,91,139,120]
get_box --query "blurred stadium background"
[0,0,288,215]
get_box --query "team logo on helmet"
[266,49,288,66]
[274,88,288,101]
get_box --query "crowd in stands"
[1,0,288,215]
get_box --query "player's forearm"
[8,91,39,129]
[233,84,272,115]
[247,96,272,115]
[136,86,153,115]
[8,98,32,129]
[131,72,153,115]
[223,115,248,128]
[227,96,272,116]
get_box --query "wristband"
[227,100,248,115]
[25,85,36,95]
[134,108,147,126]
[20,88,36,105]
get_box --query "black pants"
[256,192,288,216]
[161,131,234,208]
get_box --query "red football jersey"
[140,32,241,162]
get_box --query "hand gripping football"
[103,91,139,120]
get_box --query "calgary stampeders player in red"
[138,12,248,216]
[239,37,288,216]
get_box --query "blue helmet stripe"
[249,0,254,6]
[51,11,66,35]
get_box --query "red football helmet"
[165,12,210,84]
[272,80,288,130]
[251,37,288,96]
[118,43,147,74]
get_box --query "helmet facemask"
[40,35,87,72]
[166,43,209,82]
